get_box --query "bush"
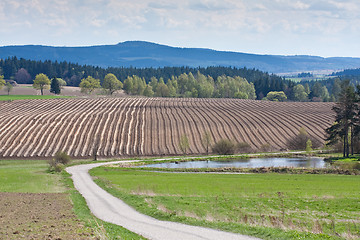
[259,143,272,152]
[212,139,236,155]
[236,142,253,153]
[287,128,322,150]
[55,151,71,164]
[48,151,71,172]
[353,162,360,170]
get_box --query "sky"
[0,0,359,57]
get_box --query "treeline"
[0,56,285,99]
[332,68,360,76]
[1,56,358,102]
[122,73,256,99]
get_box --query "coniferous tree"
[50,77,61,94]
[326,80,358,157]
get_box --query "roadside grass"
[0,95,72,101]
[63,171,146,240]
[0,160,145,240]
[91,167,360,240]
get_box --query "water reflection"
[142,157,328,169]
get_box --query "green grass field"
[91,167,360,239]
[0,95,72,101]
[0,160,144,239]
[0,160,65,193]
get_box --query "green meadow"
[0,160,65,193]
[0,95,72,101]
[91,167,360,240]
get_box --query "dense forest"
[0,56,358,101]
[332,68,360,77]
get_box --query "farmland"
[91,167,360,239]
[0,160,145,239]
[0,97,334,158]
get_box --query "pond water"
[142,157,328,169]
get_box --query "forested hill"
[332,68,360,76]
[1,41,360,73]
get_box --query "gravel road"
[66,161,260,240]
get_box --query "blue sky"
[1,0,359,57]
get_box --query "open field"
[0,160,145,239]
[0,95,72,101]
[0,160,95,239]
[91,166,360,239]
[0,84,126,97]
[0,97,334,158]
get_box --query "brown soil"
[0,97,334,158]
[0,192,96,239]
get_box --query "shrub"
[353,162,360,170]
[306,139,313,153]
[55,151,71,164]
[259,143,272,152]
[236,142,253,153]
[287,128,322,150]
[48,151,71,172]
[212,139,236,155]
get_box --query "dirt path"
[66,161,260,240]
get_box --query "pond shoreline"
[140,157,328,169]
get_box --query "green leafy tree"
[57,78,67,89]
[33,73,51,95]
[265,91,287,102]
[306,139,313,153]
[167,80,177,97]
[149,77,158,93]
[123,76,134,94]
[79,76,101,94]
[326,80,358,157]
[331,79,341,102]
[102,73,123,95]
[179,134,190,155]
[234,91,248,99]
[143,85,154,97]
[311,82,330,101]
[50,77,61,94]
[155,82,170,97]
[0,75,5,89]
[293,84,308,102]
[304,83,311,95]
[5,82,13,95]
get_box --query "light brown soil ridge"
[0,97,334,158]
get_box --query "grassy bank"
[0,160,145,239]
[91,167,360,239]
[0,95,72,101]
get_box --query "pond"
[142,157,328,169]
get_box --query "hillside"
[1,41,360,74]
[0,97,333,158]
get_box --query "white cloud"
[0,0,359,56]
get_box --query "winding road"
[66,160,260,240]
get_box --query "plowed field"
[0,97,334,158]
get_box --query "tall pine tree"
[50,77,61,94]
[326,80,358,157]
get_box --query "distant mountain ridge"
[1,41,360,74]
